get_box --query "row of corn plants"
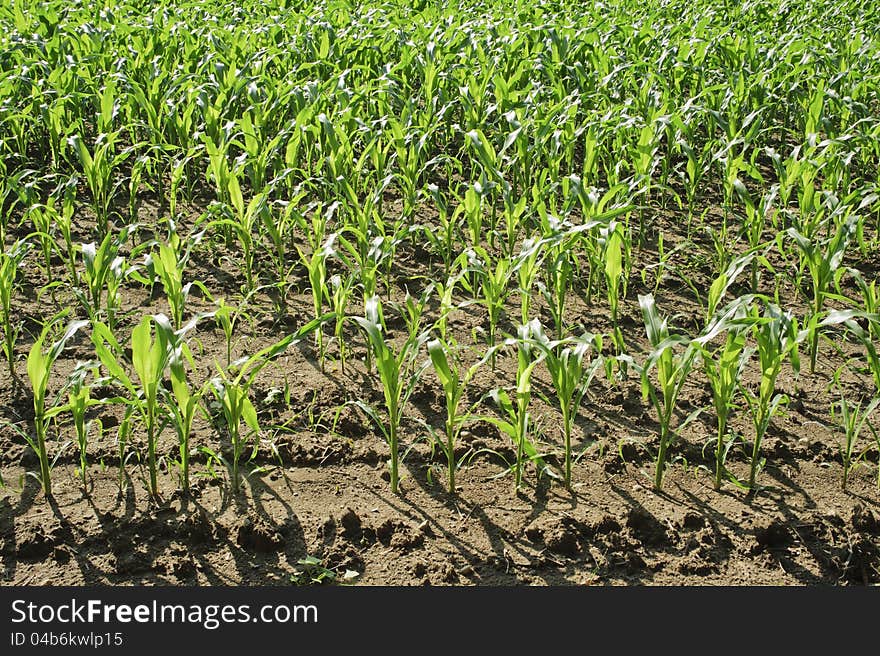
[1,0,880,504]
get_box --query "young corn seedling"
[262,194,307,315]
[69,132,128,237]
[422,183,463,278]
[844,268,879,341]
[329,273,353,373]
[26,201,62,291]
[75,226,141,331]
[166,340,202,496]
[461,184,485,254]
[539,241,574,340]
[206,191,267,296]
[213,297,253,369]
[295,234,336,371]
[671,113,713,225]
[92,315,172,498]
[831,389,880,491]
[464,246,512,370]
[351,293,430,494]
[337,230,388,370]
[501,196,529,259]
[23,316,88,497]
[742,189,777,290]
[638,294,699,491]
[53,178,79,287]
[704,251,756,323]
[484,323,548,493]
[742,303,800,494]
[696,302,754,491]
[786,213,856,373]
[435,257,471,342]
[146,231,209,331]
[527,321,604,489]
[514,236,545,327]
[0,240,29,380]
[426,337,497,493]
[61,361,105,485]
[208,370,258,493]
[202,134,240,248]
[603,220,628,355]
[210,315,329,492]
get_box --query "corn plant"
[742,188,777,290]
[207,373,258,494]
[526,321,604,489]
[831,390,880,491]
[351,293,430,494]
[23,316,88,497]
[329,273,354,373]
[26,201,61,291]
[844,268,879,340]
[514,237,545,327]
[435,258,471,342]
[539,240,575,340]
[262,194,307,315]
[296,234,336,371]
[638,294,700,491]
[464,246,512,369]
[742,304,800,493]
[704,251,756,323]
[165,340,202,495]
[60,362,104,485]
[337,229,390,370]
[671,112,713,223]
[50,177,80,287]
[425,338,497,493]
[422,183,463,277]
[202,134,242,247]
[786,213,856,373]
[213,297,252,369]
[74,226,140,330]
[0,240,29,380]
[483,323,548,492]
[206,191,267,295]
[603,221,627,354]
[69,132,128,236]
[92,315,172,497]
[209,315,329,491]
[697,303,754,490]
[146,232,208,331]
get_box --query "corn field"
[1,0,879,585]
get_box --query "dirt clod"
[753,520,792,551]
[626,508,671,547]
[237,516,283,553]
[340,507,362,538]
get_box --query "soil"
[2,190,880,587]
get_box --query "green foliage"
[351,292,430,493]
[638,294,699,491]
[23,315,88,496]
[209,314,331,491]
[742,304,801,493]
[0,240,29,379]
[525,321,604,488]
[3,0,880,508]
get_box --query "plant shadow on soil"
[2,173,880,587]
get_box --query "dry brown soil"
[2,194,880,586]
